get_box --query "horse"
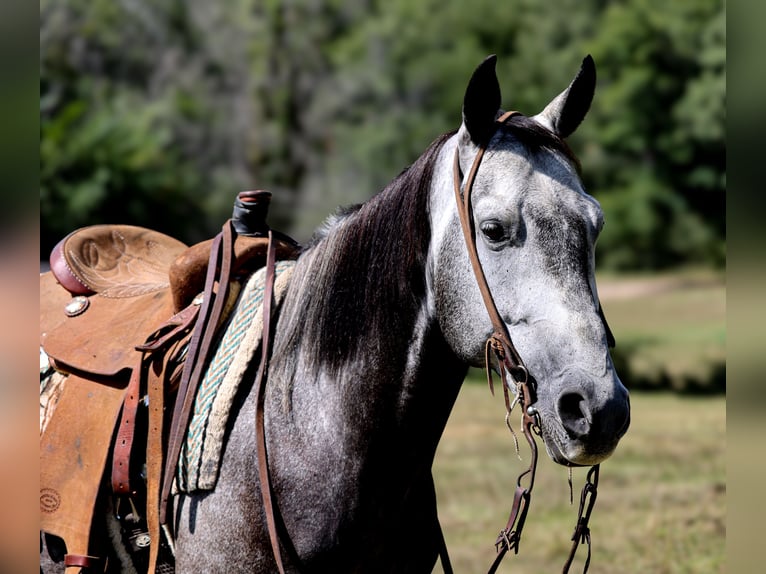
[43,54,630,573]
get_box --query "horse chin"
[542,432,615,468]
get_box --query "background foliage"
[40,0,725,271]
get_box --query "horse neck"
[270,133,466,468]
[279,258,466,471]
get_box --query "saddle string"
[452,111,598,573]
[136,218,290,573]
[110,303,201,567]
[112,305,199,502]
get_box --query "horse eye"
[480,221,506,242]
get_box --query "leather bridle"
[452,111,532,405]
[452,111,600,574]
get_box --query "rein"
[452,111,600,573]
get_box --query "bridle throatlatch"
[452,111,600,574]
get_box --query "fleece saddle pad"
[177,260,295,492]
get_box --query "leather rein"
[452,111,600,574]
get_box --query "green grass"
[596,268,725,392]
[433,388,726,573]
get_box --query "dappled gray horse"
[172,55,629,572]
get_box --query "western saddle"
[40,191,299,572]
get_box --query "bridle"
[452,111,533,408]
[452,111,600,573]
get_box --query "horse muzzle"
[537,381,631,467]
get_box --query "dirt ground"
[596,269,724,301]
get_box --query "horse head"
[431,55,630,467]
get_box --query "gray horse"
[172,55,629,572]
[42,55,630,573]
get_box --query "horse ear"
[462,55,502,145]
[533,55,596,138]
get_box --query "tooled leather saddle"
[40,191,299,572]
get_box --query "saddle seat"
[42,219,298,379]
[50,224,188,298]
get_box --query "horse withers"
[42,54,629,573]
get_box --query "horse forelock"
[273,131,455,381]
[497,114,582,175]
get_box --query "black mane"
[278,131,454,375]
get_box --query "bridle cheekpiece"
[451,111,600,574]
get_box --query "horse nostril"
[557,392,591,439]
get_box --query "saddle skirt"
[177,259,296,492]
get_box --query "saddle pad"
[40,355,67,435]
[177,259,296,492]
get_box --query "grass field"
[597,268,726,392]
[432,269,726,572]
[433,388,726,573]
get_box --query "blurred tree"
[40,0,725,269]
[245,0,356,233]
[581,0,725,269]
[40,0,257,253]
[292,0,529,235]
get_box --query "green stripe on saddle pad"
[177,260,295,492]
